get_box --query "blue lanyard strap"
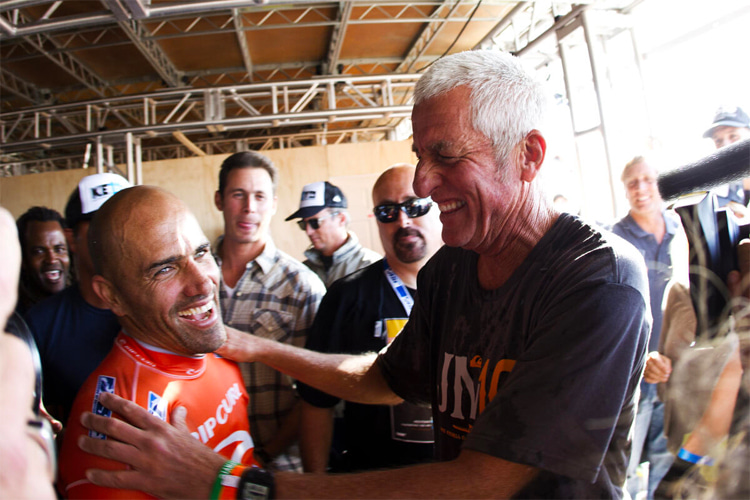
[383,259,414,316]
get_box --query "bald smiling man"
[58,186,256,499]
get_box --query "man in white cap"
[703,106,750,212]
[25,172,131,423]
[286,181,380,287]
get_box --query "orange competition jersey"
[59,332,255,499]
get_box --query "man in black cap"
[286,181,380,287]
[25,172,131,423]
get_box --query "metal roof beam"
[474,1,530,49]
[22,32,113,98]
[324,1,353,75]
[0,1,500,42]
[0,1,52,14]
[233,9,254,81]
[10,6,119,100]
[396,0,463,73]
[106,0,183,87]
[0,67,44,105]
[8,12,147,126]
[117,18,184,87]
[1,123,399,172]
[0,74,419,154]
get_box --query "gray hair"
[414,50,547,162]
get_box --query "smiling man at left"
[58,186,256,499]
[15,206,70,314]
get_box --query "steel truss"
[0,123,399,177]
[0,73,418,168]
[0,1,511,40]
[0,0,598,175]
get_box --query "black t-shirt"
[298,260,434,472]
[25,284,120,423]
[379,214,651,499]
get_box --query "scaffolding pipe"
[474,1,530,48]
[126,132,134,184]
[515,4,588,57]
[135,137,143,185]
[96,137,104,174]
[2,105,413,151]
[581,9,618,216]
[106,145,114,172]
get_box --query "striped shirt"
[218,238,325,472]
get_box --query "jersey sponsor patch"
[89,375,115,439]
[148,391,167,421]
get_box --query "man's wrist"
[211,461,244,500]
[237,467,275,500]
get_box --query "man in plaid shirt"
[213,151,325,472]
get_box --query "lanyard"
[383,259,414,316]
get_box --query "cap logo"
[716,106,739,116]
[91,182,118,199]
[297,181,325,208]
[78,173,132,215]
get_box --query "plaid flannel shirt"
[217,238,325,471]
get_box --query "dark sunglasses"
[297,212,337,230]
[373,198,432,223]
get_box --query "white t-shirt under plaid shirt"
[218,238,325,472]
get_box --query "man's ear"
[519,129,547,183]
[214,190,224,211]
[91,275,125,316]
[338,211,349,227]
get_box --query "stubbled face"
[712,126,750,149]
[304,208,347,257]
[108,206,225,356]
[22,220,70,296]
[373,167,442,264]
[623,161,662,217]
[411,86,520,253]
[215,167,277,247]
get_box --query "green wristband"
[211,460,240,500]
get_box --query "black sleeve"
[297,279,358,408]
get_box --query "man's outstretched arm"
[80,393,538,499]
[220,326,402,406]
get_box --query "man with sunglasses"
[78,50,649,499]
[286,181,380,287]
[297,165,442,473]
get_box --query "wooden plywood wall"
[0,140,417,262]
